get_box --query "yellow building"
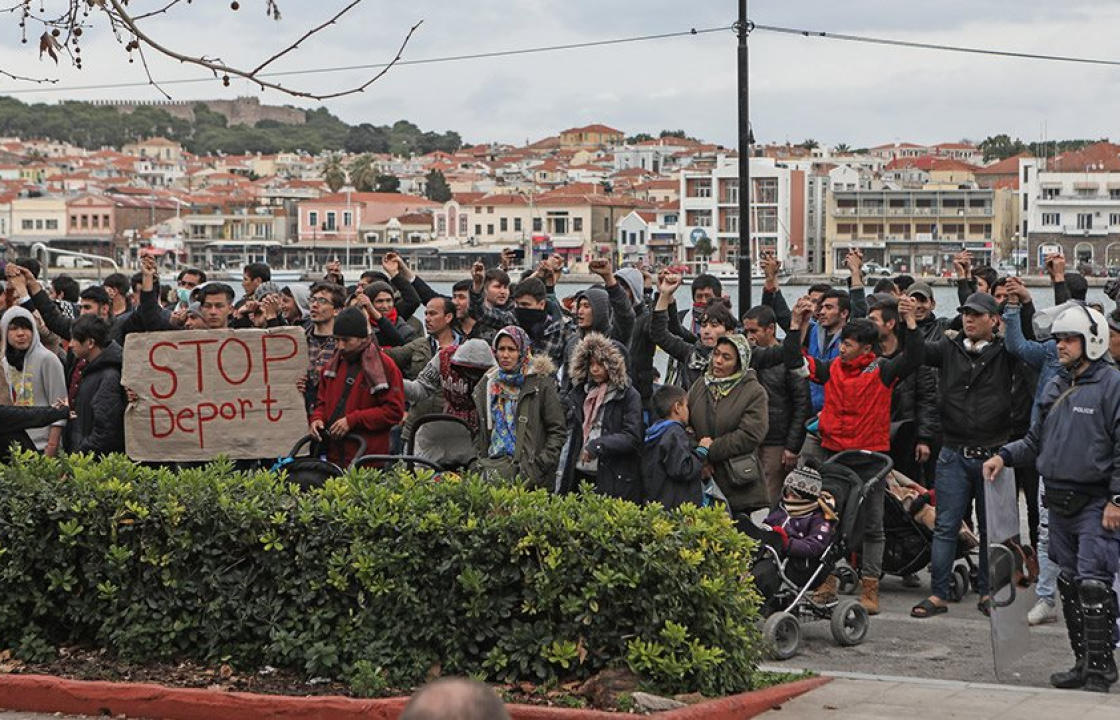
[559,124,624,149]
[825,186,1014,275]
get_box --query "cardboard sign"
[121,328,309,461]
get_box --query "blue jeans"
[931,448,988,601]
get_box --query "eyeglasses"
[309,296,333,306]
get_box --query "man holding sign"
[309,307,405,468]
[121,326,310,462]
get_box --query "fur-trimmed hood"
[485,353,555,381]
[568,331,629,390]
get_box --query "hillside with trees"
[0,97,462,156]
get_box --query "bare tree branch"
[5,1,420,99]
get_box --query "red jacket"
[799,327,924,453]
[310,348,405,467]
[810,353,894,452]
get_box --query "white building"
[679,155,796,270]
[616,205,679,267]
[1019,150,1120,271]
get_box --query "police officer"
[984,304,1120,693]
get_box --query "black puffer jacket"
[65,341,126,455]
[754,347,811,451]
[922,335,1016,448]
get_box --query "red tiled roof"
[561,124,624,135]
[1049,142,1120,172]
[974,152,1031,175]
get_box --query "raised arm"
[651,274,696,364]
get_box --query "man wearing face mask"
[508,278,572,371]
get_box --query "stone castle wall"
[88,97,306,126]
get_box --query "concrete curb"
[0,673,830,720]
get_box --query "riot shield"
[984,467,1032,682]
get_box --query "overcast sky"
[0,1,1118,149]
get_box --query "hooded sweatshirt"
[614,268,645,309]
[283,283,312,325]
[0,306,67,451]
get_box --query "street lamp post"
[735,0,753,315]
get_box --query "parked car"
[861,262,891,276]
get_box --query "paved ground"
[758,675,1120,720]
[769,569,1073,687]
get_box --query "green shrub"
[0,451,762,696]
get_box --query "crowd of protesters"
[0,243,1117,693]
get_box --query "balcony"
[886,207,912,215]
[1062,225,1109,236]
[834,207,858,216]
[965,207,993,216]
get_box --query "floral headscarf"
[703,333,752,400]
[487,326,532,458]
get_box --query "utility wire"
[0,25,730,95]
[752,22,1120,68]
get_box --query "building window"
[687,178,712,198]
[308,211,318,228]
[1042,187,1059,199]
[437,215,447,234]
[35,219,43,230]
[573,217,583,232]
[499,217,508,232]
[91,214,99,228]
[69,214,77,228]
[487,206,494,214]
[325,212,337,231]
[1077,213,1093,230]
[103,214,110,228]
[532,218,542,232]
[343,211,352,227]
[1042,212,1060,226]
[474,224,482,236]
[1110,213,1120,226]
[1111,189,1120,199]
[21,219,33,230]
[514,217,522,232]
[754,177,779,204]
[1076,187,1098,197]
[487,224,494,235]
[459,215,468,235]
[45,219,58,230]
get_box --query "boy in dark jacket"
[66,315,126,455]
[642,384,705,509]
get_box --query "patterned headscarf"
[487,326,532,458]
[703,333,752,400]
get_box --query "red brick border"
[0,672,830,719]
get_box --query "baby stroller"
[742,450,894,660]
[351,414,477,476]
[880,479,978,601]
[271,434,367,490]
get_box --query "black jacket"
[628,305,657,405]
[65,342,126,455]
[884,346,941,443]
[922,334,1016,448]
[642,421,704,510]
[754,345,812,451]
[651,309,790,391]
[0,404,70,462]
[560,384,643,501]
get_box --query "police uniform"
[998,305,1120,693]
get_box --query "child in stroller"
[742,450,894,659]
[754,462,837,612]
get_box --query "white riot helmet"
[1050,304,1108,361]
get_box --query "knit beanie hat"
[254,281,282,301]
[332,306,369,339]
[784,464,823,498]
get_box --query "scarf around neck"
[487,326,531,457]
[703,334,751,400]
[581,383,609,448]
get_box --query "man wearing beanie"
[309,307,405,467]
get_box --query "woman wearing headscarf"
[686,333,770,513]
[471,326,566,489]
[559,332,643,500]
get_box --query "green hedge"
[0,451,762,696]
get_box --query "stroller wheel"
[830,598,869,647]
[949,564,971,602]
[763,611,801,660]
[837,566,859,595]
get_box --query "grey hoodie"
[282,283,312,323]
[614,267,645,310]
[0,306,67,451]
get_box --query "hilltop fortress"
[88,97,306,126]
